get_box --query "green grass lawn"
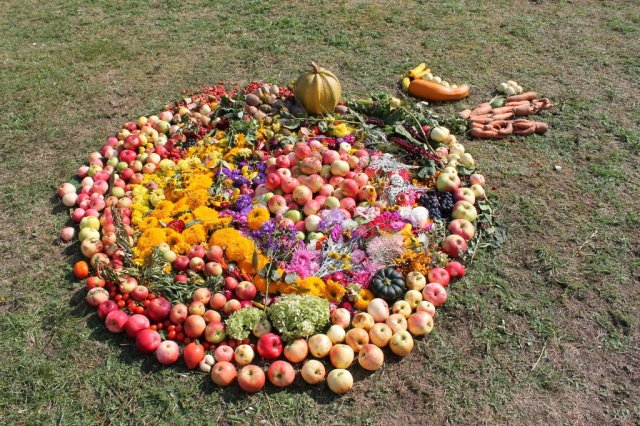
[1,0,639,424]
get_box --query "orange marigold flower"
[182,224,207,246]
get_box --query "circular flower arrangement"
[58,74,497,394]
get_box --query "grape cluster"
[418,192,455,220]
[418,193,442,220]
[438,192,455,218]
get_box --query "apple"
[235,281,257,301]
[369,323,393,347]
[301,359,326,384]
[252,317,272,338]
[118,276,138,294]
[404,290,423,309]
[308,334,332,358]
[131,285,149,302]
[189,301,206,316]
[234,344,255,366]
[442,234,468,258]
[331,308,351,329]
[202,309,221,323]
[391,300,412,318]
[405,271,426,291]
[436,172,461,192]
[209,293,226,310]
[352,312,375,331]
[389,330,414,356]
[267,360,296,387]
[469,173,485,185]
[448,218,475,241]
[206,245,224,262]
[204,322,226,343]
[327,369,353,394]
[135,329,161,354]
[169,303,188,324]
[330,160,350,177]
[124,314,150,337]
[192,287,212,305]
[155,340,180,365]
[223,299,241,315]
[451,200,477,222]
[237,365,265,393]
[189,257,205,272]
[453,187,476,204]
[268,195,287,214]
[367,298,389,323]
[358,344,384,371]
[214,345,235,362]
[211,361,237,387]
[97,300,118,320]
[257,333,283,360]
[224,277,238,291]
[147,297,171,322]
[173,255,190,271]
[326,325,346,344]
[407,311,434,336]
[329,344,355,369]
[283,338,309,363]
[470,184,486,200]
[422,283,448,307]
[86,287,109,307]
[184,315,206,339]
[345,327,369,352]
[105,310,129,333]
[428,267,451,287]
[386,313,408,334]
[446,261,466,279]
[416,300,437,316]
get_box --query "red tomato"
[117,300,126,308]
[183,342,205,369]
[73,261,90,279]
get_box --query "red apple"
[427,267,450,287]
[214,345,234,363]
[209,293,227,310]
[407,311,434,336]
[235,281,257,301]
[192,287,212,305]
[448,218,475,241]
[125,314,150,337]
[442,234,468,258]
[237,365,266,393]
[173,255,190,271]
[211,361,237,387]
[135,329,161,354]
[184,315,206,339]
[147,297,171,322]
[105,310,129,333]
[169,303,188,324]
[97,300,118,320]
[329,344,355,369]
[204,322,226,343]
[156,340,180,365]
[224,277,238,291]
[422,283,448,307]
[131,285,149,301]
[446,261,465,279]
[267,360,296,387]
[358,344,384,371]
[257,333,283,360]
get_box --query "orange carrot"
[514,104,532,116]
[490,106,515,115]
[470,128,499,139]
[535,122,549,134]
[507,92,537,102]
[471,103,492,116]
[491,112,514,121]
[470,115,493,124]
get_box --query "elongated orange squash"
[408,79,470,102]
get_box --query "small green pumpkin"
[369,268,406,302]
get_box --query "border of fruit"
[58,64,506,394]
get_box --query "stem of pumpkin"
[310,61,321,73]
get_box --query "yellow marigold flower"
[324,280,346,302]
[193,205,219,221]
[354,289,375,310]
[209,227,242,248]
[247,207,271,231]
[188,189,210,209]
[173,242,191,255]
[297,276,326,298]
[172,197,191,215]
[135,228,167,259]
[138,216,159,232]
[165,229,186,248]
[187,174,213,191]
[226,237,255,263]
[179,212,195,224]
[183,224,207,246]
[151,200,175,219]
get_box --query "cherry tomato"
[122,293,130,302]
[134,306,145,315]
[117,300,126,308]
[150,325,157,331]
[148,294,156,301]
[73,261,90,279]
[175,325,183,332]
[115,294,123,302]
[143,300,150,306]
[167,330,176,339]
[176,332,185,341]
[167,325,176,332]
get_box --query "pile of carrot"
[459,92,552,139]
